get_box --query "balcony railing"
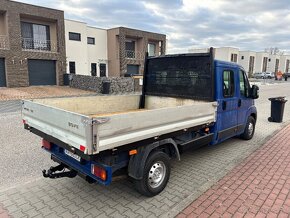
[22,38,57,52]
[125,50,145,60]
[0,35,9,50]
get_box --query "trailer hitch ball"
[42,164,77,179]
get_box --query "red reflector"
[91,165,107,181]
[42,139,51,150]
[80,145,86,152]
[22,119,26,124]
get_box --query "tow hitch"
[42,164,77,179]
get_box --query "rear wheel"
[134,151,170,197]
[240,116,256,140]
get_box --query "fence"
[69,74,142,94]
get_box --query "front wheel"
[133,151,170,197]
[240,116,256,140]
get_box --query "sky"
[15,0,290,54]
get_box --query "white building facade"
[268,54,280,73]
[255,52,269,73]
[189,47,239,63]
[280,55,290,73]
[190,47,290,76]
[239,51,256,76]
[65,19,108,77]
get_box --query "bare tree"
[264,47,285,55]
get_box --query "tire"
[133,151,170,197]
[240,116,256,140]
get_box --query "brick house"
[107,27,166,77]
[0,0,66,87]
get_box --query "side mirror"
[251,85,259,99]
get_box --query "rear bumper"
[46,143,113,185]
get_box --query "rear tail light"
[91,165,107,181]
[22,119,27,124]
[42,139,51,150]
[79,145,86,152]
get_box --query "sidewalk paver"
[177,124,290,218]
[0,83,289,218]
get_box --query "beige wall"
[239,51,256,75]
[280,55,290,73]
[107,28,120,77]
[65,20,88,75]
[215,47,239,62]
[255,52,269,72]
[65,19,108,76]
[87,26,108,76]
[268,54,280,73]
[189,47,239,62]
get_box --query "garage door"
[0,58,6,87]
[28,60,56,86]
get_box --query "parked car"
[283,72,290,78]
[265,72,275,79]
[253,72,266,79]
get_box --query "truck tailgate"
[22,100,94,154]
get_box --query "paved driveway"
[0,86,94,101]
[0,83,290,217]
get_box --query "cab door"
[237,69,253,134]
[216,67,239,142]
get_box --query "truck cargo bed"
[22,95,217,155]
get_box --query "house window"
[69,32,81,41]
[91,63,97,76]
[100,64,106,77]
[231,54,238,63]
[275,59,279,73]
[127,64,139,75]
[239,70,250,97]
[148,43,156,56]
[241,56,244,60]
[125,41,135,58]
[69,62,76,74]
[21,22,50,51]
[262,57,268,72]
[286,60,290,73]
[249,56,255,76]
[87,37,95,45]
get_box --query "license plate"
[64,149,81,162]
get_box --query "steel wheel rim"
[148,161,166,189]
[248,122,254,136]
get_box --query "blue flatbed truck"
[22,48,259,196]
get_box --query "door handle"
[238,99,242,107]
[222,101,227,110]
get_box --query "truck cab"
[213,60,257,144]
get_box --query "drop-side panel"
[96,101,217,152]
[22,100,93,154]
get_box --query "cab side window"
[223,70,235,97]
[239,70,249,97]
